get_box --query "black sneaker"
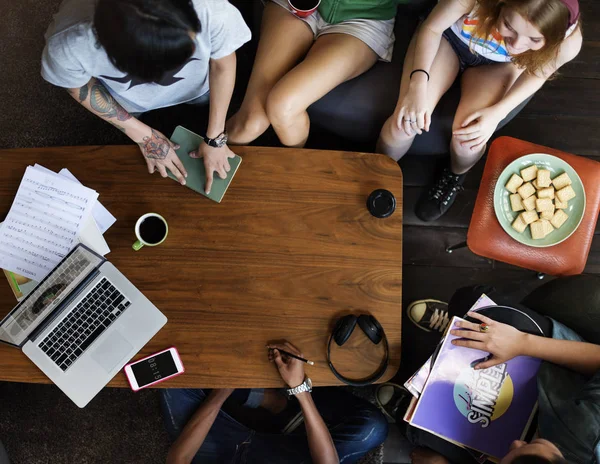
[415,167,466,222]
[407,299,450,333]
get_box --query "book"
[3,269,38,301]
[409,316,541,460]
[168,126,242,203]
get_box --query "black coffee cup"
[367,189,396,218]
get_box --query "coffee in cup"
[133,213,169,251]
[288,0,321,18]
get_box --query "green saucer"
[493,153,586,248]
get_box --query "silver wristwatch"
[204,130,228,148]
[286,377,313,396]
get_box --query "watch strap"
[286,377,312,396]
[204,130,228,148]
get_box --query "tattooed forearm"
[138,129,170,160]
[89,83,131,122]
[78,85,89,102]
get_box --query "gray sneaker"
[407,299,450,333]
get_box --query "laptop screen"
[0,245,104,347]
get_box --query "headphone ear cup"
[333,315,358,346]
[357,315,383,345]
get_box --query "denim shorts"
[442,28,496,72]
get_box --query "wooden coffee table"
[0,145,403,388]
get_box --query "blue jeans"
[161,387,388,464]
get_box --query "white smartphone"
[124,347,184,391]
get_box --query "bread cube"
[505,174,524,194]
[550,209,569,229]
[510,194,525,212]
[520,210,539,225]
[542,219,555,236]
[540,205,555,220]
[552,172,572,190]
[523,196,536,211]
[537,169,552,188]
[532,179,539,189]
[512,215,528,233]
[520,165,538,182]
[518,182,536,200]
[554,198,568,209]
[556,185,576,202]
[536,198,554,212]
[537,187,555,200]
[530,220,546,239]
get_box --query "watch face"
[306,378,312,390]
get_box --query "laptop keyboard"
[39,277,131,371]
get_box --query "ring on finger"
[479,322,490,333]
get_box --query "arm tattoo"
[78,85,89,102]
[138,129,170,160]
[90,83,131,122]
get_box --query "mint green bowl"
[493,154,586,248]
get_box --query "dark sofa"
[248,1,529,156]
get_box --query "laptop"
[0,244,167,408]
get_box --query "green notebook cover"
[168,126,242,203]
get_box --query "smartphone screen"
[131,350,178,388]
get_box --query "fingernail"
[182,181,186,185]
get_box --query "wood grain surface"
[0,145,403,388]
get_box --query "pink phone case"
[125,346,185,391]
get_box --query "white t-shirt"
[41,0,251,113]
[449,10,578,63]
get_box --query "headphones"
[327,314,389,387]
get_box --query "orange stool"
[448,137,600,276]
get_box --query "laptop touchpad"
[91,332,134,373]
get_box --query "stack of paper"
[0,164,116,287]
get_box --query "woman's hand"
[395,80,431,137]
[451,312,529,369]
[189,143,237,195]
[134,127,188,185]
[267,341,305,388]
[453,106,504,152]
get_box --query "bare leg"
[266,33,378,147]
[227,3,314,145]
[377,32,460,161]
[450,63,523,173]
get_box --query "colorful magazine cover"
[404,294,498,399]
[410,316,541,460]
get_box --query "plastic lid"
[367,189,396,218]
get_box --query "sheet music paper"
[33,165,117,234]
[59,168,116,233]
[0,166,98,280]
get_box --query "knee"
[230,107,270,139]
[351,406,389,449]
[381,116,416,145]
[265,87,302,129]
[450,133,475,160]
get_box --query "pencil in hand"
[267,346,315,365]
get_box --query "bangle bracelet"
[410,69,430,81]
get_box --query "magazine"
[409,316,541,460]
[404,294,497,398]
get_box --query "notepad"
[168,126,242,203]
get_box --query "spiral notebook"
[168,126,242,203]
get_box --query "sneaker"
[415,167,466,222]
[375,383,412,422]
[407,299,450,333]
